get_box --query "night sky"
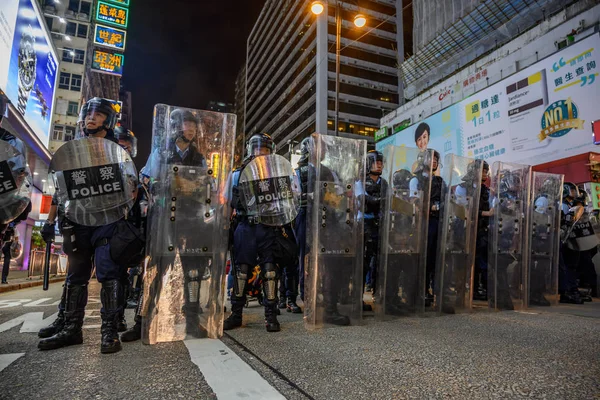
[124,0,265,167]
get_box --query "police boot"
[126,290,140,309]
[38,284,86,350]
[223,300,244,330]
[324,303,350,326]
[579,288,593,302]
[100,280,122,354]
[121,314,142,342]
[530,293,551,306]
[286,296,302,314]
[38,284,67,338]
[278,297,287,309]
[264,300,281,332]
[560,290,585,304]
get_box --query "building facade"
[39,0,94,153]
[234,65,246,162]
[244,0,402,153]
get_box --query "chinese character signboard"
[96,1,128,28]
[94,24,126,51]
[91,50,124,76]
[378,33,600,168]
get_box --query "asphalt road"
[0,282,598,399]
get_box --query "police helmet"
[414,149,441,173]
[563,182,578,200]
[114,125,138,157]
[78,97,119,136]
[366,150,384,175]
[246,133,275,157]
[392,169,413,190]
[170,108,199,140]
[499,170,522,193]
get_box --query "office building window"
[74,49,85,65]
[45,17,53,31]
[59,72,71,90]
[77,23,88,39]
[67,101,79,116]
[52,125,64,141]
[62,48,74,63]
[66,22,77,37]
[70,74,82,92]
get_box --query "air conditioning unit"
[51,32,62,40]
[65,10,75,17]
[77,13,88,21]
[44,5,56,14]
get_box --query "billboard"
[0,0,59,148]
[91,49,124,76]
[96,1,129,28]
[378,33,600,168]
[94,24,127,51]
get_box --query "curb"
[0,277,64,294]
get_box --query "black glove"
[41,222,56,243]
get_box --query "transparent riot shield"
[239,154,300,226]
[374,147,431,318]
[435,155,482,314]
[0,140,31,224]
[304,133,366,329]
[528,172,562,307]
[143,104,235,344]
[488,162,532,311]
[49,138,137,226]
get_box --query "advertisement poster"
[0,0,58,148]
[378,33,600,171]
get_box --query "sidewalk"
[0,269,64,293]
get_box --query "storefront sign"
[96,1,128,28]
[94,24,126,51]
[91,50,124,76]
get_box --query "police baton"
[43,241,52,291]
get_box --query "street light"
[311,1,367,135]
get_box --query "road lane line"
[184,339,286,400]
[0,353,24,372]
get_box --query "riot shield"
[527,172,562,307]
[142,104,235,344]
[0,140,31,224]
[435,155,482,314]
[239,154,300,226]
[374,147,431,317]
[49,138,137,226]
[488,162,532,311]
[304,133,366,329]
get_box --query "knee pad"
[233,264,250,298]
[261,263,278,301]
[186,269,201,303]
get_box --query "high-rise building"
[234,65,246,162]
[244,0,402,153]
[39,0,94,153]
[119,89,133,130]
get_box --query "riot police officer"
[0,90,31,246]
[357,150,388,308]
[409,150,444,306]
[294,137,311,303]
[456,161,492,301]
[560,183,587,304]
[38,97,133,354]
[225,133,282,332]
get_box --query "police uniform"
[224,134,282,332]
[38,98,131,354]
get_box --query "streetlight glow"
[311,1,324,15]
[59,17,65,23]
[354,14,366,28]
[64,35,71,41]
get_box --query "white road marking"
[24,298,54,307]
[0,353,24,372]
[185,339,286,400]
[0,312,58,333]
